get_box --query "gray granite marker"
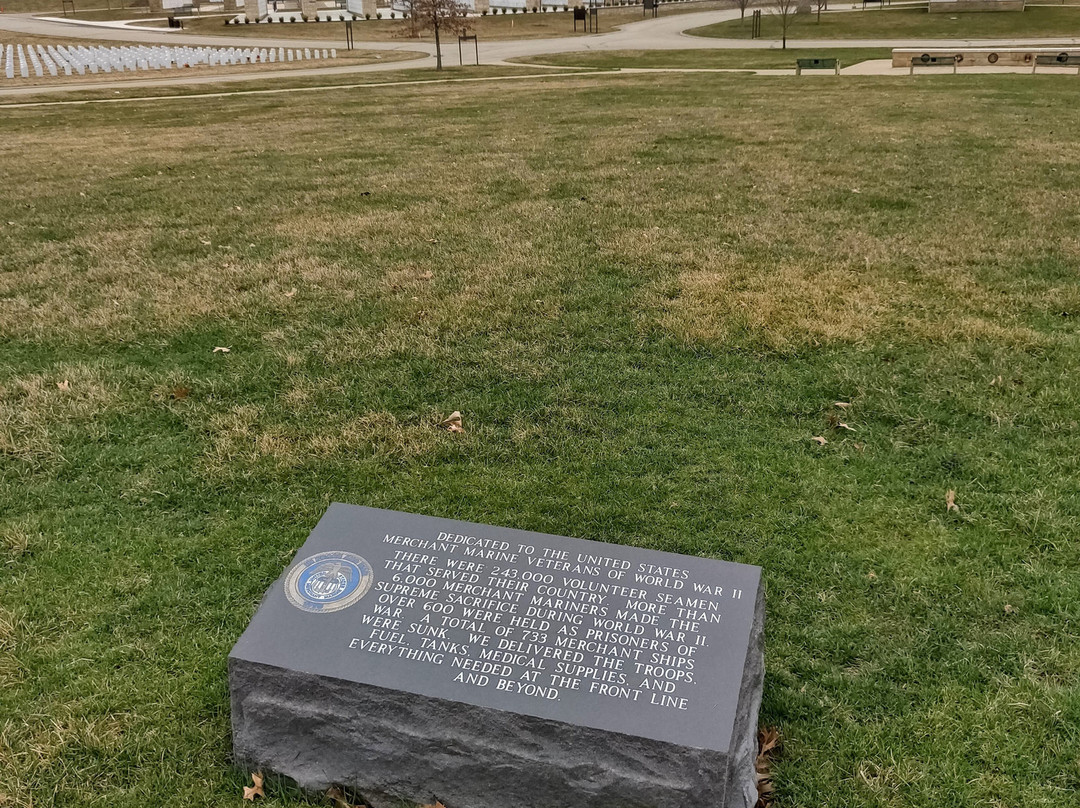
[230,504,765,808]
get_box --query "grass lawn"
[0,65,582,102]
[0,29,141,46]
[692,5,1080,40]
[3,71,1080,808]
[513,46,890,68]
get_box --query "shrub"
[376,11,382,17]
[289,14,296,21]
[365,11,371,17]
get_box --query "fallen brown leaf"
[759,726,781,756]
[837,422,856,432]
[1004,603,1018,615]
[755,726,782,808]
[811,436,827,446]
[419,271,434,280]
[327,785,367,808]
[243,772,265,801]
[170,386,190,400]
[834,401,851,409]
[440,411,464,434]
[419,801,447,808]
[284,288,298,298]
[56,379,70,391]
[212,346,231,354]
[946,489,959,513]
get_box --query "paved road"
[1,3,1079,97]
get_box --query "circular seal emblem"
[284,551,374,614]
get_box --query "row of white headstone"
[0,43,337,80]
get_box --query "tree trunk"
[434,18,442,70]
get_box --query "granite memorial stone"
[230,504,765,808]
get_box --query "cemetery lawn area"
[176,1,734,42]
[3,72,1080,808]
[692,5,1080,40]
[0,29,144,48]
[514,46,890,68]
[0,45,423,90]
[0,65,581,102]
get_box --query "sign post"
[458,33,479,66]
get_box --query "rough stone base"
[230,585,764,808]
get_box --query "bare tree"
[736,0,751,20]
[815,0,827,21]
[405,0,472,70]
[773,0,797,48]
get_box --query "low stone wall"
[892,47,1080,67]
[928,0,1024,11]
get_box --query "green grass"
[513,46,890,68]
[0,65,587,103]
[692,6,1080,40]
[3,71,1080,808]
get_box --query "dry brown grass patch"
[0,363,122,463]
[202,404,449,474]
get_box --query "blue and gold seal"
[284,551,373,613]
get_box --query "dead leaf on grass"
[946,489,959,513]
[326,785,367,808]
[1004,603,1018,615]
[812,436,827,446]
[419,801,447,808]
[834,401,851,409]
[56,379,70,391]
[242,772,265,801]
[837,422,856,432]
[440,411,464,434]
[755,726,782,807]
[170,386,190,400]
[284,288,298,298]
[212,346,231,354]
